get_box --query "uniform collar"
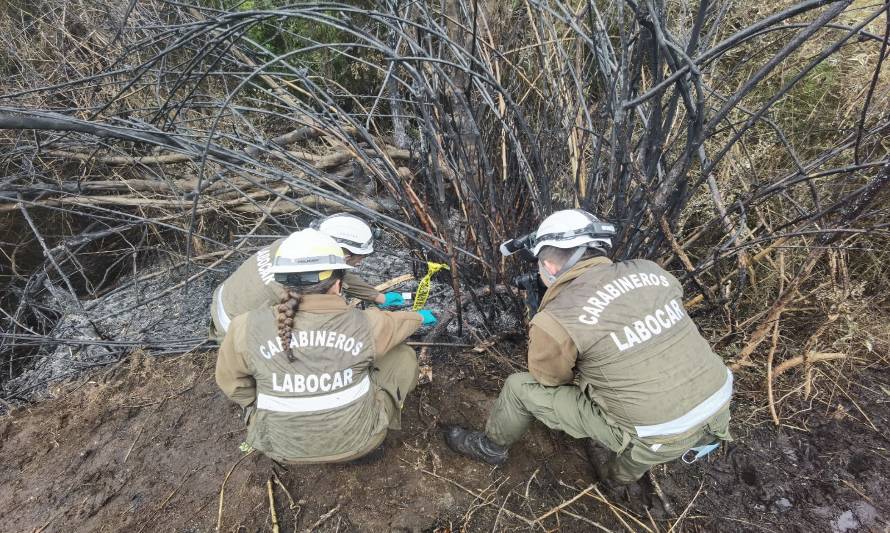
[296,293,349,312]
[539,256,612,311]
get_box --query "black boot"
[584,439,613,483]
[444,426,508,465]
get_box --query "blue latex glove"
[417,310,437,326]
[380,292,406,308]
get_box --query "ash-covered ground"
[3,227,521,402]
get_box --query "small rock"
[773,497,792,512]
[831,510,860,533]
[854,501,881,528]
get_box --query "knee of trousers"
[387,344,419,372]
[378,344,419,391]
[501,372,535,404]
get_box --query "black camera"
[513,272,539,290]
[512,271,547,318]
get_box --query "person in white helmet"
[445,209,732,498]
[215,228,436,463]
[209,213,407,340]
[311,214,407,308]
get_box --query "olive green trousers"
[485,373,731,483]
[374,343,419,431]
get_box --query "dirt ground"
[1,348,888,532]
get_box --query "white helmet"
[530,209,615,256]
[311,214,376,255]
[271,228,353,285]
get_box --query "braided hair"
[276,270,344,362]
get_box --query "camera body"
[500,218,616,318]
[513,271,547,318]
[501,235,543,317]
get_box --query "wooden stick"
[347,273,414,307]
[648,472,675,516]
[772,352,846,378]
[43,149,193,165]
[589,486,646,533]
[33,503,72,533]
[659,214,716,305]
[272,471,298,510]
[2,184,289,212]
[216,450,254,532]
[231,194,382,214]
[841,479,877,507]
[42,106,397,168]
[815,365,878,431]
[644,506,661,533]
[272,472,302,525]
[731,247,825,370]
[767,320,781,426]
[560,510,615,532]
[18,201,83,311]
[374,273,415,292]
[667,479,704,533]
[767,250,786,425]
[406,341,474,348]
[304,504,340,532]
[534,484,595,524]
[684,235,791,309]
[267,478,280,533]
[492,493,510,532]
[412,464,534,526]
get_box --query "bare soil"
[1,349,888,532]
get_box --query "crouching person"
[446,209,732,494]
[210,213,408,341]
[215,229,436,463]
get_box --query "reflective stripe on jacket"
[215,293,421,463]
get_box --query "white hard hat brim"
[531,235,610,256]
[270,262,354,274]
[531,235,592,256]
[341,243,374,255]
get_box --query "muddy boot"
[584,440,650,511]
[444,426,508,465]
[584,439,613,483]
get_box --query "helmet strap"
[553,245,589,279]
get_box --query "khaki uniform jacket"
[210,238,382,336]
[528,257,731,439]
[215,294,422,463]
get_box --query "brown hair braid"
[276,270,344,362]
